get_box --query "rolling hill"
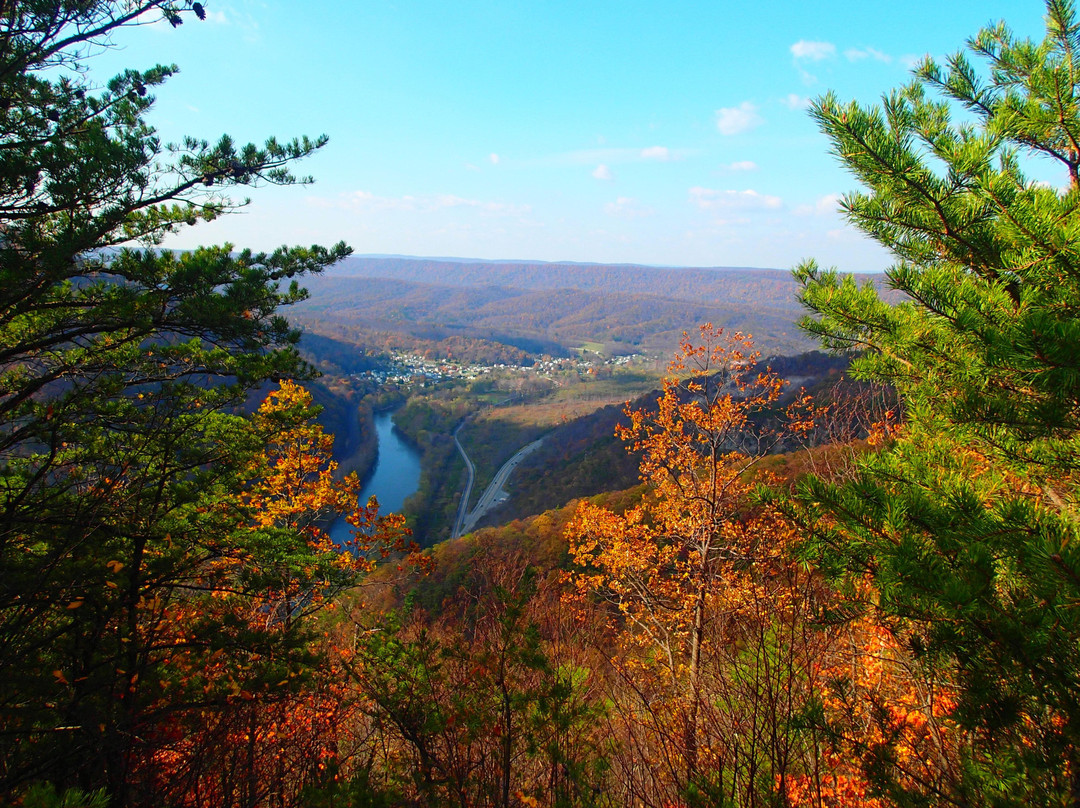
[290,256,887,358]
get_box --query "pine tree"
[0,3,362,803]
[795,1,1080,803]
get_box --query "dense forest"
[290,268,821,359]
[323,256,884,310]
[300,327,537,370]
[4,2,1080,808]
[491,351,851,530]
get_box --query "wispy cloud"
[604,197,653,219]
[689,186,782,210]
[794,193,844,216]
[140,3,234,33]
[780,93,811,110]
[489,153,501,165]
[532,146,695,167]
[715,102,763,136]
[790,40,836,61]
[844,46,891,63]
[592,164,613,181]
[203,3,262,42]
[720,160,758,172]
[313,190,530,216]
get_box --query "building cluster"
[351,351,642,387]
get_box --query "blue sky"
[93,1,1049,271]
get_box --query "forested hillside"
[6,3,1080,808]
[491,351,851,528]
[291,262,828,357]
[329,255,839,305]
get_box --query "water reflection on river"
[330,409,421,546]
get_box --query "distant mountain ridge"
[329,255,810,308]
[295,255,888,357]
[347,253,779,270]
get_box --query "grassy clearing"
[574,341,606,355]
[483,368,663,428]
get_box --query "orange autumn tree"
[779,612,962,808]
[568,325,827,805]
[243,380,414,579]
[124,381,416,807]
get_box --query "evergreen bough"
[0,3,353,802]
[795,1,1080,804]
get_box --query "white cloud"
[715,102,763,136]
[592,164,613,181]
[316,190,530,216]
[844,46,891,63]
[604,197,653,219]
[720,160,758,172]
[435,193,522,212]
[790,40,836,61]
[533,146,697,168]
[781,93,811,110]
[794,192,843,216]
[815,192,843,214]
[489,153,500,165]
[689,186,782,210]
[200,5,263,42]
[140,4,234,33]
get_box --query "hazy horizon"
[89,1,1048,272]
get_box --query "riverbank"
[334,400,377,483]
[329,408,424,546]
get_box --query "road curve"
[451,421,475,540]
[459,437,544,536]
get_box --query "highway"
[451,429,544,539]
[451,421,475,540]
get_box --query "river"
[330,408,422,546]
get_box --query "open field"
[485,366,665,428]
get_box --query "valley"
[289,255,846,359]
[293,256,852,545]
[9,3,1073,805]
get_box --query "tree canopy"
[0,3,382,803]
[795,0,1080,802]
[12,1,1080,806]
